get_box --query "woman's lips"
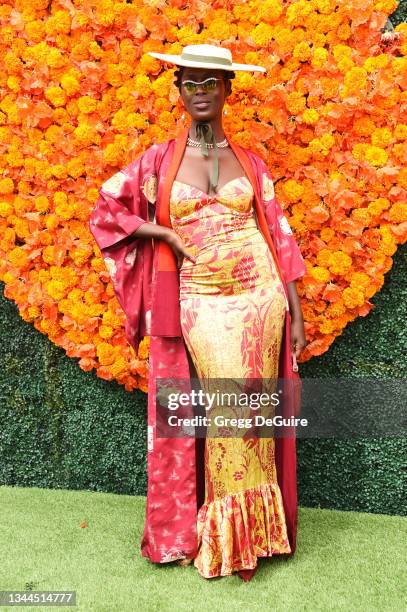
[193,101,211,109]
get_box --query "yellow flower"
[70,245,92,266]
[8,246,28,267]
[388,202,407,223]
[337,23,351,41]
[45,215,60,231]
[256,0,283,23]
[328,251,353,275]
[2,271,16,283]
[327,300,346,317]
[312,47,328,68]
[27,306,41,319]
[364,145,388,167]
[374,0,398,12]
[46,279,67,300]
[342,287,364,309]
[0,201,13,216]
[351,208,370,225]
[293,41,312,62]
[364,54,389,73]
[351,143,368,161]
[286,91,307,115]
[394,124,407,140]
[60,73,80,96]
[50,265,78,286]
[44,10,71,36]
[332,44,352,61]
[302,109,319,124]
[138,337,150,360]
[97,342,117,366]
[25,20,45,43]
[282,178,305,203]
[319,319,337,335]
[151,73,174,98]
[49,40,68,62]
[0,177,14,194]
[206,18,237,41]
[349,272,371,290]
[67,157,85,179]
[250,23,274,46]
[45,86,67,108]
[286,0,313,25]
[371,127,392,147]
[310,266,330,283]
[367,198,390,216]
[89,40,103,59]
[53,191,67,207]
[127,112,149,130]
[139,54,160,74]
[67,288,83,302]
[77,96,98,114]
[109,357,128,378]
[14,219,30,239]
[341,67,367,96]
[73,123,101,147]
[234,72,256,91]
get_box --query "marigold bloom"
[0,0,404,389]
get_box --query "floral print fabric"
[170,177,292,578]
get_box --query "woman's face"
[179,67,231,123]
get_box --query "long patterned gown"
[169,176,292,579]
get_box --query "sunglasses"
[181,77,223,95]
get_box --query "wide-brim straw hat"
[147,44,266,73]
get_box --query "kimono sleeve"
[88,149,159,352]
[89,161,158,251]
[259,163,307,283]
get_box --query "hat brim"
[148,52,266,73]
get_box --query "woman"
[89,44,307,581]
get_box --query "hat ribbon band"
[180,53,232,67]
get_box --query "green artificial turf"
[0,486,405,612]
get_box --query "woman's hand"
[132,223,196,269]
[290,315,307,360]
[286,280,307,361]
[163,228,197,269]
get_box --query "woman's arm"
[131,222,196,268]
[286,280,307,360]
[256,160,308,360]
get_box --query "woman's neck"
[190,119,225,142]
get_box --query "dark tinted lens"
[203,78,218,91]
[183,81,197,95]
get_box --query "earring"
[181,112,185,120]
[223,108,228,116]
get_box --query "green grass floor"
[0,486,405,612]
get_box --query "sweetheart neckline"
[172,176,253,197]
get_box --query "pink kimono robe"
[89,127,307,572]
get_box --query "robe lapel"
[142,128,201,564]
[149,128,189,337]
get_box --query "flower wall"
[0,0,406,392]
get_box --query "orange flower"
[0,0,405,392]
